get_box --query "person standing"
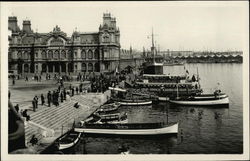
[34,95,38,110]
[72,87,75,96]
[12,77,15,85]
[79,83,83,94]
[76,87,79,95]
[63,88,66,100]
[55,90,59,106]
[41,94,45,106]
[32,99,36,112]
[47,91,51,107]
[60,92,63,103]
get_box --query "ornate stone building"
[8,13,120,75]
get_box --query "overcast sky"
[3,1,248,51]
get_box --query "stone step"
[48,107,83,128]
[49,107,90,129]
[42,109,76,129]
[25,125,43,146]
[30,101,74,119]
[31,101,75,123]
[34,109,74,128]
[34,103,79,128]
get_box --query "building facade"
[8,13,120,75]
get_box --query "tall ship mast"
[134,29,202,99]
[143,28,164,75]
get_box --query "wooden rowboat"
[118,99,152,106]
[56,130,81,150]
[98,102,120,113]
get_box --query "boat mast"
[151,28,155,64]
[176,83,179,99]
[197,67,200,89]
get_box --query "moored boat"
[92,112,128,122]
[169,89,229,106]
[74,122,178,136]
[118,99,152,106]
[98,102,120,113]
[169,95,229,106]
[193,93,228,99]
[55,130,81,150]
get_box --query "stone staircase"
[24,91,111,150]
[25,93,109,150]
[25,122,43,146]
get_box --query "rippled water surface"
[69,63,243,154]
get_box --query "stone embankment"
[24,91,111,153]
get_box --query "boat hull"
[57,132,81,150]
[169,97,229,106]
[74,123,178,135]
[118,100,152,106]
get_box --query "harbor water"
[63,63,243,154]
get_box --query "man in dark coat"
[41,94,45,106]
[63,88,66,100]
[60,92,63,103]
[47,91,51,107]
[32,99,36,112]
[34,95,38,110]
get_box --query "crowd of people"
[9,70,130,121]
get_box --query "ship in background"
[134,29,203,100]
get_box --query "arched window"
[42,63,47,72]
[23,51,29,59]
[81,63,86,72]
[24,64,29,73]
[48,50,53,59]
[88,63,93,72]
[81,50,86,59]
[74,51,77,58]
[67,50,72,59]
[54,50,59,59]
[94,49,99,59]
[88,50,93,59]
[94,63,100,72]
[17,51,22,59]
[42,50,47,59]
[61,50,66,59]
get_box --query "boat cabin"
[143,62,164,75]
